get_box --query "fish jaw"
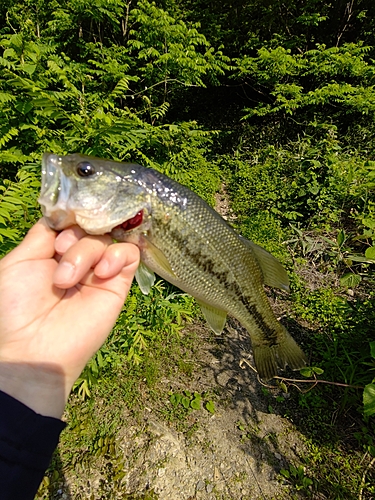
[39,153,77,230]
[39,153,151,234]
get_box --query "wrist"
[0,360,67,419]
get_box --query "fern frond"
[0,92,15,104]
[0,127,19,148]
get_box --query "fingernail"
[53,261,76,285]
[55,232,78,254]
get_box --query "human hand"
[0,218,140,418]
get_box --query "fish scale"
[145,176,281,340]
[38,153,307,380]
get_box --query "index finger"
[52,233,114,288]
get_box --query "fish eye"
[76,161,95,177]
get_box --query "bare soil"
[56,320,308,500]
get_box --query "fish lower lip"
[113,210,144,232]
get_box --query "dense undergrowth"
[1,0,375,498]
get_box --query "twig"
[239,358,364,392]
[358,456,375,500]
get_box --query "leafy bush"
[73,281,195,399]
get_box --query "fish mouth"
[110,210,146,241]
[112,210,144,232]
[38,153,77,230]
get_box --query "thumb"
[4,219,56,264]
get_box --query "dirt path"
[116,323,306,500]
[59,320,307,500]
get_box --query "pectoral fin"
[239,236,290,292]
[142,237,177,281]
[135,262,155,295]
[196,300,227,334]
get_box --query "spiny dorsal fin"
[196,300,227,335]
[239,236,290,292]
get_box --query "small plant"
[363,341,375,417]
[72,282,195,400]
[169,390,215,414]
[279,464,313,492]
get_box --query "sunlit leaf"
[300,367,313,378]
[340,273,362,288]
[363,383,375,417]
[205,401,215,414]
[365,246,375,260]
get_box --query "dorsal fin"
[239,236,290,292]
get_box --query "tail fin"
[253,328,307,381]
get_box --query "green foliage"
[128,0,229,96]
[300,366,324,378]
[169,389,215,414]
[363,341,375,417]
[279,465,313,492]
[170,390,201,410]
[73,282,195,399]
[229,128,371,227]
[0,168,41,255]
[0,2,223,250]
[237,43,375,120]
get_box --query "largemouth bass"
[38,153,307,380]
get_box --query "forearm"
[0,361,67,419]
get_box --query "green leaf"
[370,341,375,359]
[340,273,362,288]
[22,64,37,76]
[308,184,320,195]
[365,246,375,260]
[170,393,182,406]
[300,367,313,377]
[362,218,375,230]
[280,469,290,479]
[337,230,345,247]
[363,383,375,417]
[205,401,215,414]
[313,367,324,375]
[190,397,201,410]
[237,421,245,431]
[346,254,375,263]
[15,101,33,114]
[182,396,191,409]
[0,228,19,240]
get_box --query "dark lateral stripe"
[159,222,279,345]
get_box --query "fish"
[38,152,307,380]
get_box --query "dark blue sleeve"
[0,390,66,500]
